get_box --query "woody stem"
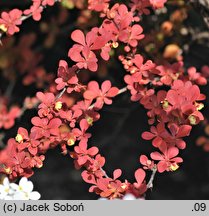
[100,167,109,178]
[147,167,157,189]
[88,87,127,110]
[56,87,66,100]
[118,87,127,95]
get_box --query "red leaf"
[176,139,186,149]
[140,155,148,165]
[152,137,164,148]
[101,80,111,93]
[77,156,87,166]
[87,60,98,72]
[150,152,163,160]
[81,170,96,184]
[36,92,45,101]
[80,119,89,132]
[106,87,119,97]
[177,125,192,138]
[28,146,38,155]
[31,117,43,127]
[71,30,85,45]
[167,147,179,159]
[141,132,155,140]
[18,127,29,138]
[83,90,97,100]
[59,60,68,68]
[88,147,99,156]
[48,118,62,128]
[113,169,122,180]
[157,161,167,173]
[134,168,146,186]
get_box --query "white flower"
[0,177,41,200]
[17,177,41,200]
[122,193,136,200]
[0,178,15,200]
[98,193,144,200]
[98,197,108,200]
[0,178,9,199]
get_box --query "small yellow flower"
[169,163,179,171]
[4,167,12,174]
[55,101,62,111]
[67,138,75,146]
[161,99,169,110]
[112,42,119,48]
[130,68,136,74]
[0,24,7,32]
[86,116,94,126]
[195,102,204,111]
[188,115,197,125]
[37,163,43,168]
[147,160,152,165]
[15,134,23,143]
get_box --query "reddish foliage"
[0,9,22,35]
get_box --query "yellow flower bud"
[161,99,169,110]
[4,167,12,174]
[170,163,179,171]
[195,102,204,111]
[15,134,23,143]
[55,101,62,111]
[86,116,94,126]
[188,115,197,125]
[37,163,43,168]
[0,24,7,32]
[67,138,75,146]
[112,42,119,48]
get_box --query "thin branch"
[118,87,127,95]
[56,87,66,100]
[88,87,127,110]
[147,167,157,189]
[5,80,15,99]
[100,167,109,178]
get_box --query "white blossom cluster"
[0,177,41,200]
